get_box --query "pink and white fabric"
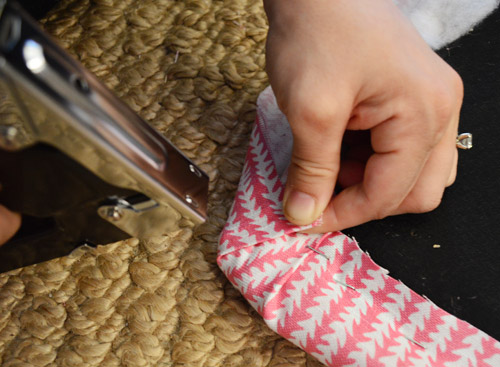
[217,87,500,366]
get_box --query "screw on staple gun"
[0,1,208,272]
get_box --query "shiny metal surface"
[456,132,473,150]
[0,1,208,239]
[97,195,181,239]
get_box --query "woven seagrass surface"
[0,1,324,366]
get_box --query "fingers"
[312,140,427,232]
[447,148,458,187]
[0,204,21,245]
[396,110,460,214]
[283,92,352,225]
[396,132,457,215]
[263,0,464,231]
[310,78,462,233]
[309,112,445,232]
[337,160,365,188]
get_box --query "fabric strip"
[218,88,500,366]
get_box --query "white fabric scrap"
[395,0,499,49]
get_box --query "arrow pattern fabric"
[218,87,500,366]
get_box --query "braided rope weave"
[0,0,324,366]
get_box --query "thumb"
[283,100,350,225]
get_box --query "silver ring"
[456,133,472,150]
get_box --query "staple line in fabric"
[217,91,500,366]
[305,246,330,261]
[308,235,431,352]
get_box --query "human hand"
[0,204,21,245]
[264,0,463,231]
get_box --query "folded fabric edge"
[217,104,500,365]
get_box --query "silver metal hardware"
[22,39,45,73]
[332,276,358,291]
[97,195,181,238]
[403,335,426,349]
[0,2,209,236]
[99,206,124,222]
[306,245,330,260]
[0,3,20,51]
[189,163,202,178]
[0,124,17,145]
[0,2,209,271]
[185,194,198,208]
[456,133,473,150]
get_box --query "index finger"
[310,117,431,233]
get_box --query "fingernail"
[284,191,317,224]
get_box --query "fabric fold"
[218,87,500,366]
[218,3,500,365]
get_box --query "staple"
[174,50,179,63]
[343,283,357,291]
[332,276,358,292]
[403,335,426,349]
[306,245,330,260]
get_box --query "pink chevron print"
[217,87,500,367]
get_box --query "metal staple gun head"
[0,1,209,272]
